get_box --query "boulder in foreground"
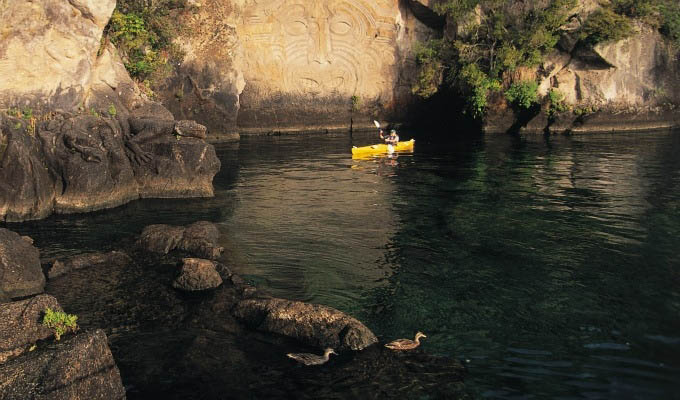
[173,258,223,291]
[0,228,45,299]
[233,297,378,351]
[0,329,126,400]
[138,221,224,259]
[0,294,61,364]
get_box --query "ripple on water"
[6,130,680,399]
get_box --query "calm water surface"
[7,129,680,399]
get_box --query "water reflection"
[3,130,679,399]
[220,134,400,311]
[363,131,680,399]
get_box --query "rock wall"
[156,0,245,141]
[236,0,404,131]
[480,11,680,133]
[0,0,221,222]
[0,0,116,111]
[153,0,436,135]
[548,25,680,107]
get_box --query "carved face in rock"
[240,0,398,98]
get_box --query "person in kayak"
[380,129,399,153]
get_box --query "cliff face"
[548,25,679,107]
[153,0,437,134]
[0,0,220,222]
[484,25,680,134]
[1,0,677,138]
[155,0,245,141]
[468,3,679,133]
[0,0,116,110]
[152,0,680,135]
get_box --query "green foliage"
[42,308,78,341]
[611,0,680,47]
[107,104,117,117]
[612,0,657,19]
[433,0,481,21]
[106,0,188,85]
[411,40,445,98]
[573,105,599,116]
[660,2,680,47]
[547,88,568,118]
[350,95,361,112]
[505,80,539,109]
[460,63,501,118]
[578,9,633,46]
[90,108,100,117]
[22,108,33,120]
[413,0,576,118]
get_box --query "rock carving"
[239,0,399,98]
[126,118,207,164]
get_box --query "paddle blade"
[373,120,380,128]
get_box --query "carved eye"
[284,20,307,36]
[328,77,345,89]
[300,78,321,91]
[330,20,352,35]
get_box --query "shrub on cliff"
[505,81,539,110]
[411,0,679,119]
[105,0,189,89]
[42,308,78,341]
[578,9,633,47]
[412,0,576,117]
[660,3,680,47]
[612,0,680,47]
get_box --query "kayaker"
[380,129,399,153]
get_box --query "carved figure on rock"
[240,0,398,98]
[39,116,110,165]
[125,118,207,164]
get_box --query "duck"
[384,332,427,351]
[286,348,337,366]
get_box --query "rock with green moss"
[0,294,61,364]
[0,329,125,400]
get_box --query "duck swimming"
[286,348,337,366]
[384,332,427,351]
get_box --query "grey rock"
[0,289,9,303]
[0,294,62,364]
[180,221,224,259]
[138,224,186,254]
[233,297,378,351]
[139,221,223,259]
[0,329,126,400]
[0,228,45,299]
[0,116,56,222]
[47,251,132,280]
[173,258,223,291]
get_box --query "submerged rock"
[0,294,61,364]
[173,258,223,291]
[233,297,378,351]
[0,329,126,400]
[47,251,132,280]
[180,221,222,259]
[0,228,45,299]
[138,221,224,259]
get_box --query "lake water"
[7,129,680,399]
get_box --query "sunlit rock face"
[0,0,116,110]
[236,0,405,130]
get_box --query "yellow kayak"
[351,139,415,156]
